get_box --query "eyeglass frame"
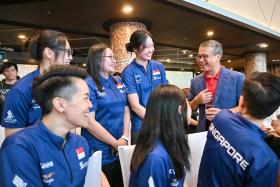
[57,48,73,57]
[101,55,116,60]
[196,53,219,61]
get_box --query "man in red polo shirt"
[188,40,244,132]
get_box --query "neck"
[207,65,221,77]
[241,113,263,128]
[4,79,17,85]
[39,60,53,75]
[135,57,148,69]
[42,114,70,139]
[99,71,110,79]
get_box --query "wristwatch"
[120,135,129,145]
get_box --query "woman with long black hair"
[129,85,191,187]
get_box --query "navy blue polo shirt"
[1,68,42,128]
[122,59,168,132]
[129,142,185,187]
[81,75,127,165]
[0,120,90,186]
[198,110,278,187]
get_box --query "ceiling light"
[181,68,185,71]
[207,31,214,36]
[272,59,280,62]
[189,54,194,58]
[18,34,26,39]
[122,5,133,14]
[82,63,86,67]
[227,59,231,63]
[197,71,200,74]
[166,59,171,62]
[257,43,268,48]
[3,59,8,62]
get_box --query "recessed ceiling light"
[3,59,8,62]
[272,58,280,62]
[166,59,171,62]
[189,54,194,58]
[18,34,26,39]
[257,43,268,48]
[207,30,214,36]
[122,5,133,14]
[227,59,231,63]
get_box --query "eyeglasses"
[102,55,116,60]
[57,48,73,57]
[196,54,216,61]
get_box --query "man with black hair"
[0,62,19,119]
[198,72,280,187]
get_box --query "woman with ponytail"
[1,30,73,136]
[122,30,168,144]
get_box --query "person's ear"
[178,105,182,115]
[43,47,54,60]
[239,95,246,113]
[52,97,66,113]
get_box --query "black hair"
[86,43,117,92]
[265,136,280,158]
[32,65,88,115]
[131,84,191,179]
[126,30,154,52]
[1,62,18,73]
[29,30,68,62]
[242,72,280,119]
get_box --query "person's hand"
[195,89,213,104]
[205,107,221,121]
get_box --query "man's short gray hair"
[199,40,223,55]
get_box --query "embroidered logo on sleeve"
[3,110,17,124]
[76,147,85,160]
[12,175,27,187]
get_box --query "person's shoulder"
[191,72,204,82]
[12,69,39,91]
[214,109,236,126]
[149,60,164,67]
[1,125,38,149]
[122,61,136,72]
[223,67,244,78]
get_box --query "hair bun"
[126,42,134,52]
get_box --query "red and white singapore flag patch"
[76,147,85,160]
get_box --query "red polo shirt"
[205,67,222,98]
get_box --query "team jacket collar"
[37,120,71,149]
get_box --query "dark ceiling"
[0,0,279,71]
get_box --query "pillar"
[244,52,267,75]
[109,21,147,72]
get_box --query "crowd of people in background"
[0,29,279,187]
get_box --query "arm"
[122,106,130,138]
[2,89,29,136]
[101,171,110,187]
[87,112,122,150]
[127,93,146,119]
[189,89,212,111]
[0,145,43,186]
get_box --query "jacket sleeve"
[0,144,43,187]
